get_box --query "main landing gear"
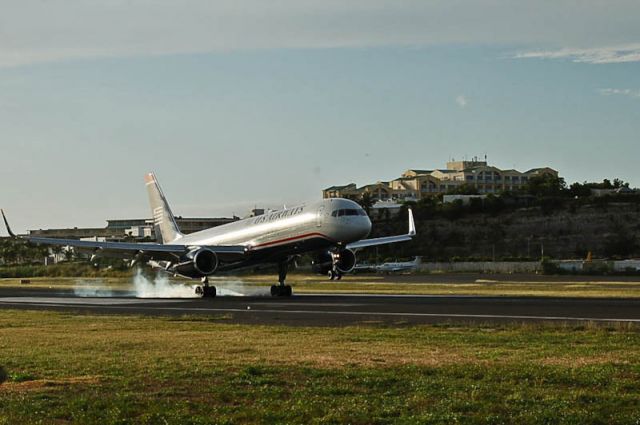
[271,261,293,297]
[195,277,216,298]
[328,269,343,281]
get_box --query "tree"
[51,245,64,263]
[524,174,567,198]
[568,182,592,198]
[357,192,375,215]
[64,248,75,262]
[613,178,630,189]
[447,184,479,195]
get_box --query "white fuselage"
[175,198,371,254]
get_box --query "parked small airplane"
[2,173,415,297]
[374,256,422,273]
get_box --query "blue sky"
[1,1,639,232]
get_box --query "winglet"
[408,208,416,236]
[1,209,16,238]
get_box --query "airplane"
[374,256,422,274]
[1,173,416,298]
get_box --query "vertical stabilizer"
[145,173,183,244]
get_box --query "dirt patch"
[289,346,471,368]
[538,356,630,367]
[0,375,101,393]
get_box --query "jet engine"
[334,249,356,273]
[311,249,357,275]
[174,248,219,277]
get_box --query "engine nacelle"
[174,248,219,277]
[311,249,357,275]
[334,249,356,273]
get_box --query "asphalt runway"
[2,287,640,326]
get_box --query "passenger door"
[316,206,324,227]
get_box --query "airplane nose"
[360,216,372,239]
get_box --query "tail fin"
[145,172,183,244]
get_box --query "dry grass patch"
[0,375,101,393]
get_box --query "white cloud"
[1,1,640,68]
[514,44,640,64]
[455,95,468,108]
[597,88,640,98]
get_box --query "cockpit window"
[332,208,366,217]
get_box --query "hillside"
[369,200,640,262]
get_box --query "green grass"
[1,310,640,424]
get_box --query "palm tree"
[51,245,64,264]
[358,192,375,215]
[64,248,75,262]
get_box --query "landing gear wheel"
[202,286,216,298]
[270,285,292,297]
[197,285,216,297]
[329,270,342,281]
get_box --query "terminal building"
[323,159,559,201]
[28,216,239,241]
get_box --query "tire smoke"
[72,270,270,298]
[133,269,198,298]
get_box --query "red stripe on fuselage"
[251,232,334,250]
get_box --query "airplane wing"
[346,208,416,250]
[2,210,246,262]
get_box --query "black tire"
[195,286,204,297]
[203,286,216,298]
[285,285,292,297]
[271,285,278,296]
